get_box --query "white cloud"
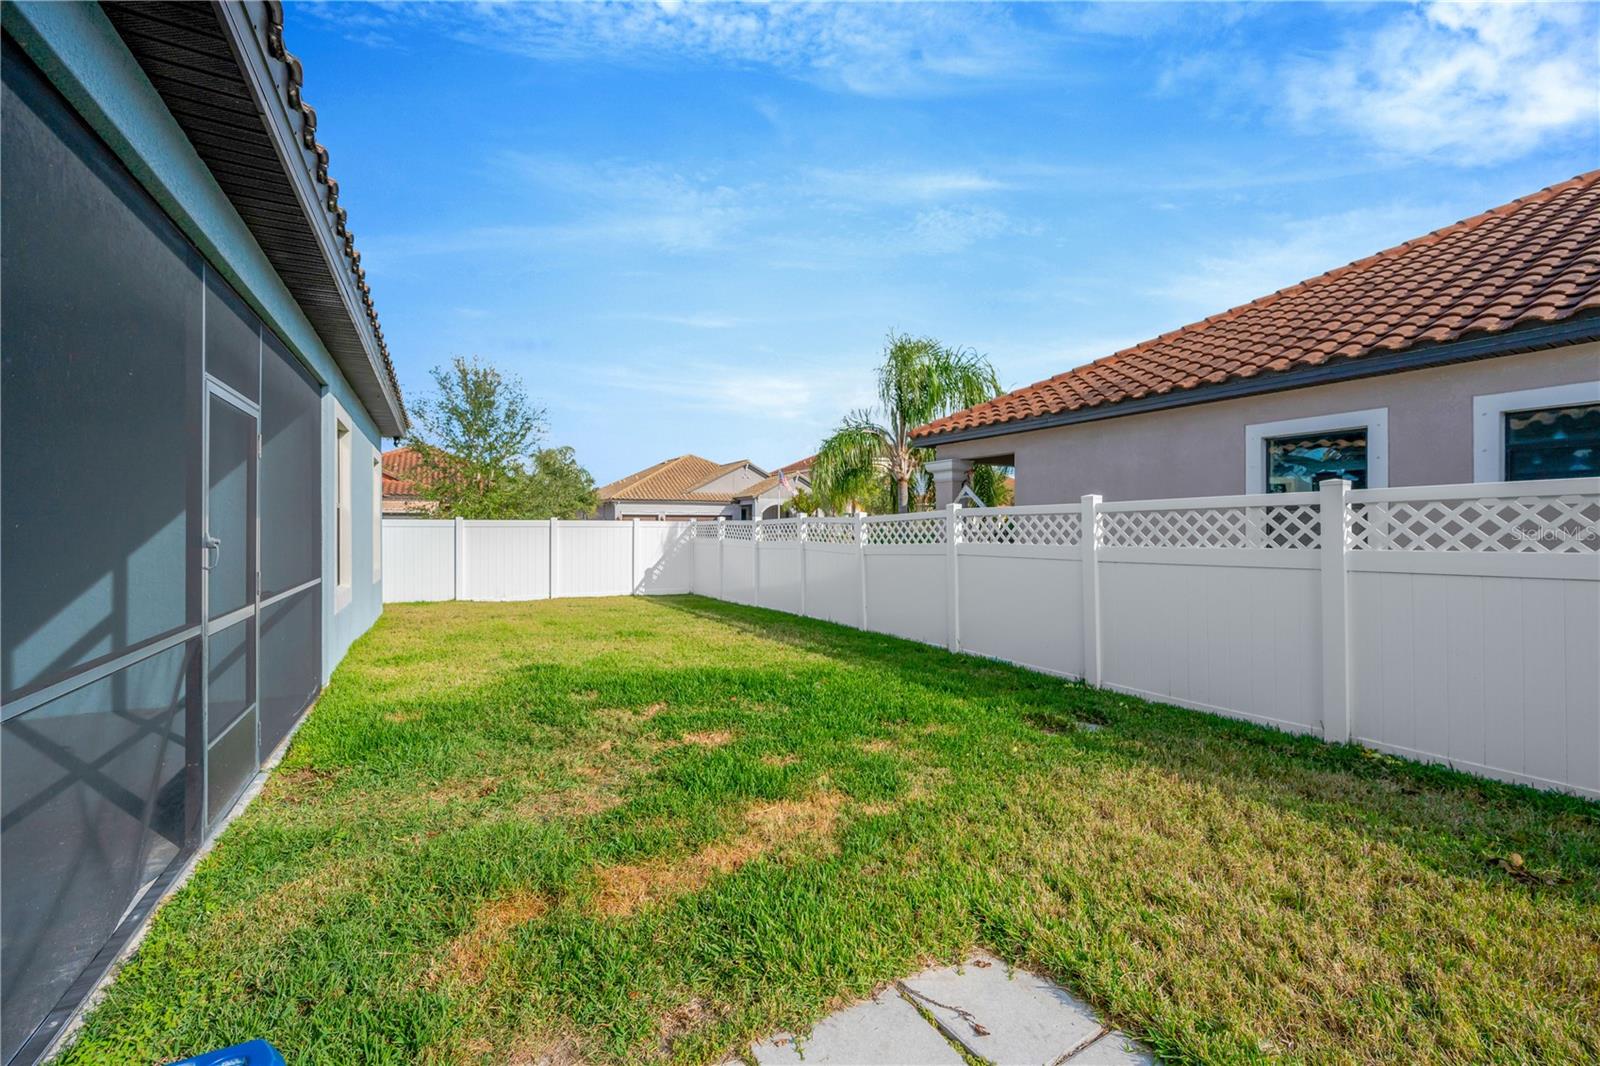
[805,167,1010,203]
[1147,203,1449,318]
[593,361,871,423]
[907,206,1019,252]
[376,0,1045,97]
[1284,2,1598,164]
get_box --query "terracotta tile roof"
[381,446,436,498]
[597,455,761,502]
[739,468,810,498]
[778,455,817,474]
[913,171,1600,441]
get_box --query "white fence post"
[1319,479,1352,743]
[717,517,726,600]
[855,512,868,630]
[753,518,763,608]
[547,516,560,600]
[630,517,640,595]
[1080,494,1102,686]
[453,516,466,601]
[946,502,961,652]
[798,518,809,618]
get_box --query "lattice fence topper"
[1099,503,1321,549]
[960,509,1081,547]
[723,521,755,541]
[805,519,859,545]
[762,519,802,542]
[1348,492,1600,553]
[863,514,947,546]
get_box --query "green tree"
[811,333,999,513]
[519,446,598,519]
[407,356,595,520]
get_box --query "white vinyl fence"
[382,518,694,603]
[382,479,1600,799]
[685,478,1600,800]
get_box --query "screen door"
[204,385,260,826]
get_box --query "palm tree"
[812,333,1000,513]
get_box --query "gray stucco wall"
[9,2,387,681]
[935,343,1600,503]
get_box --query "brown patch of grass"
[513,785,623,821]
[593,793,844,916]
[384,709,422,723]
[433,890,550,987]
[858,739,896,753]
[657,997,714,1054]
[207,855,372,946]
[678,730,734,748]
[428,777,502,803]
[506,1035,585,1066]
[264,766,339,805]
[760,753,798,767]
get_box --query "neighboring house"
[914,173,1600,505]
[594,454,813,521]
[381,446,440,517]
[1,5,405,1063]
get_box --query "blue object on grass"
[167,1039,286,1066]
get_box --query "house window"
[1474,383,1600,482]
[1504,405,1600,481]
[1264,429,1368,491]
[1245,408,1388,493]
[335,414,352,607]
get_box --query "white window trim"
[1472,380,1600,483]
[372,453,383,582]
[334,406,353,612]
[1245,407,1388,493]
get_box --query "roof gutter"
[913,317,1600,448]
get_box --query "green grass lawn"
[64,597,1600,1065]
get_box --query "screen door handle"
[202,535,222,571]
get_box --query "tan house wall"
[694,465,766,494]
[935,343,1600,504]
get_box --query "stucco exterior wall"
[935,343,1600,504]
[600,500,739,520]
[694,465,766,494]
[9,2,387,681]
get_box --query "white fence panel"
[382,520,456,601]
[557,521,633,598]
[461,522,550,601]
[636,522,695,594]
[1346,481,1600,795]
[1099,555,1322,733]
[959,550,1084,677]
[804,541,862,627]
[864,551,946,646]
[758,521,805,615]
[723,536,756,605]
[692,529,720,596]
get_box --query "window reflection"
[1505,404,1600,481]
[1265,430,1368,492]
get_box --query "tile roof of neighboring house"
[913,171,1600,442]
[738,470,807,498]
[381,446,435,499]
[597,455,761,502]
[778,455,817,474]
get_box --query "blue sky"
[287,1,1599,483]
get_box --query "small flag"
[777,469,791,490]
